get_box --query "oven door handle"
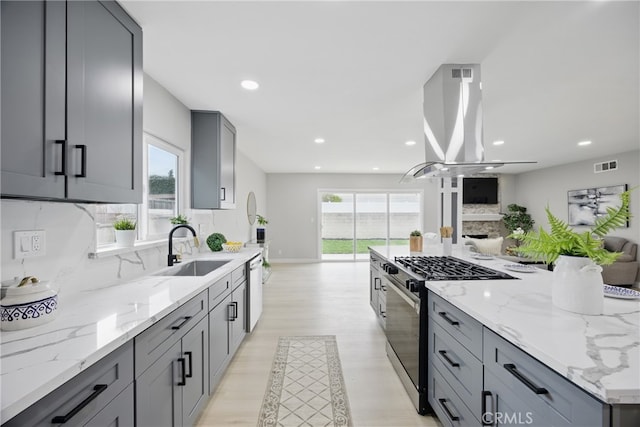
[385,277,419,308]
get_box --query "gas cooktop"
[394,256,516,281]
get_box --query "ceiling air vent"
[594,160,618,173]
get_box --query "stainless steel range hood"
[402,64,534,181]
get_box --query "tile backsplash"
[1,200,196,298]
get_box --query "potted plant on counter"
[113,217,137,248]
[257,214,268,243]
[511,189,632,315]
[169,213,190,237]
[410,230,423,252]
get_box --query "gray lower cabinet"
[136,315,209,427]
[369,251,387,328]
[482,328,610,427]
[1,0,142,203]
[209,275,247,393]
[428,292,483,427]
[2,341,134,426]
[191,111,237,209]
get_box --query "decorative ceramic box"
[1,279,58,331]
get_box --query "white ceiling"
[121,0,639,175]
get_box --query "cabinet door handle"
[503,363,549,395]
[54,140,67,176]
[438,350,460,368]
[74,144,87,178]
[374,277,381,290]
[51,384,108,424]
[185,351,193,378]
[221,187,226,201]
[438,311,460,326]
[232,301,238,320]
[177,357,186,386]
[228,303,236,321]
[481,390,493,426]
[171,316,192,330]
[438,398,460,422]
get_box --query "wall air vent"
[452,68,461,78]
[594,160,618,173]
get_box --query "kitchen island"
[0,248,261,424]
[370,245,640,425]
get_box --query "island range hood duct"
[402,64,534,181]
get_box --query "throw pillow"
[465,237,504,256]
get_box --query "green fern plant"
[512,189,632,265]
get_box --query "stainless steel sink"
[155,260,230,277]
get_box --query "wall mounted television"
[462,177,498,204]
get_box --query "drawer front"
[431,320,483,416]
[431,369,480,427]
[85,382,134,427]
[135,291,207,377]
[208,274,231,310]
[483,328,609,426]
[4,341,133,427]
[231,264,246,287]
[429,292,482,359]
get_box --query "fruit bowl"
[222,242,243,253]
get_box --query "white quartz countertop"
[0,248,261,422]
[370,245,640,405]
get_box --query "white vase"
[442,238,453,256]
[552,255,603,315]
[115,229,136,247]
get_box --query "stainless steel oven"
[382,265,430,415]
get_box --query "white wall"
[265,173,439,261]
[513,150,640,243]
[0,74,267,296]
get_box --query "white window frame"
[141,132,185,242]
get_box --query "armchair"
[601,236,639,286]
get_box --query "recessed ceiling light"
[485,166,494,170]
[578,140,592,146]
[372,167,380,171]
[314,138,325,144]
[240,80,259,90]
[405,140,417,146]
[314,166,321,170]
[492,140,505,146]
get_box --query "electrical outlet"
[14,230,46,259]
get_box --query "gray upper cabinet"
[191,111,237,209]
[0,0,142,203]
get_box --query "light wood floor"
[196,262,441,427]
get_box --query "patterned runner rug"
[257,336,352,427]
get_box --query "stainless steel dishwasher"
[247,254,263,332]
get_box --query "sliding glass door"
[320,191,422,260]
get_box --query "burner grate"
[394,256,515,281]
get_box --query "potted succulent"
[169,213,190,237]
[511,189,632,314]
[257,214,268,243]
[113,217,137,248]
[410,230,423,252]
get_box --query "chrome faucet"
[168,224,198,266]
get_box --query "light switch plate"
[13,230,46,259]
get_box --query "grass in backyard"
[322,238,408,254]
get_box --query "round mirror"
[247,191,257,225]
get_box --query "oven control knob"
[384,264,398,274]
[406,279,420,292]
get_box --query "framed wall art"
[567,184,628,227]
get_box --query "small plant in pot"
[113,217,137,248]
[410,230,423,252]
[511,189,632,315]
[257,214,268,243]
[169,214,190,237]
